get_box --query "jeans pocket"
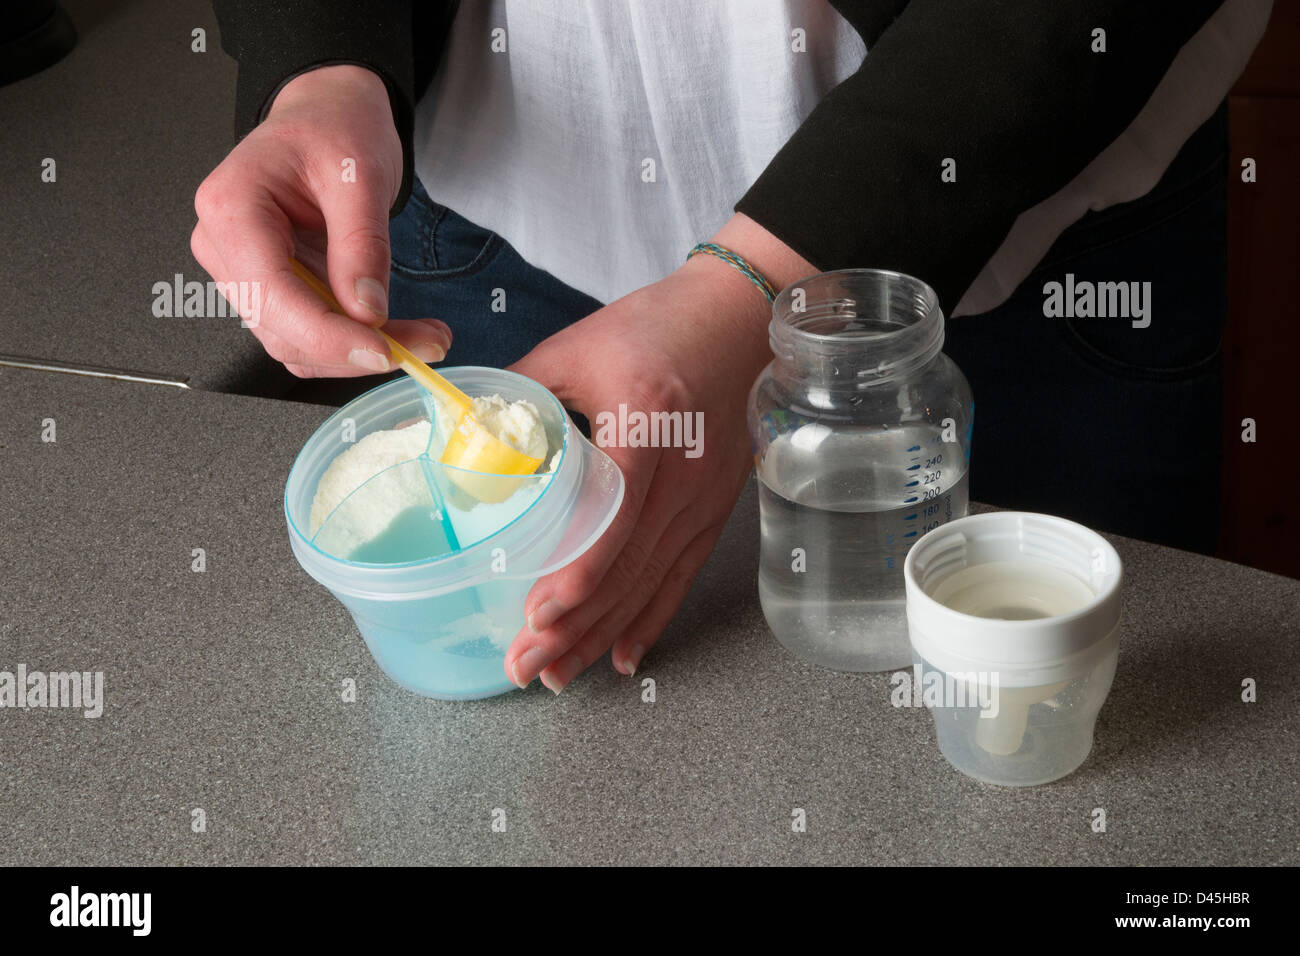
[390,180,504,279]
[1050,183,1226,384]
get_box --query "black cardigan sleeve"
[212,0,453,217]
[737,0,1226,311]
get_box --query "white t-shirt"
[413,0,866,305]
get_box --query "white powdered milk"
[432,394,548,461]
[309,395,554,553]
[309,420,433,537]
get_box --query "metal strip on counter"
[0,354,190,389]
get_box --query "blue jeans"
[387,178,604,368]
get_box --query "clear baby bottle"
[747,269,974,672]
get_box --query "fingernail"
[512,646,550,687]
[541,654,582,695]
[415,319,452,349]
[624,644,645,676]
[354,277,388,318]
[410,342,446,364]
[528,599,566,634]
[348,348,390,372]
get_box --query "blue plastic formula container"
[284,368,625,700]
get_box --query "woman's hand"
[506,215,816,692]
[191,65,451,377]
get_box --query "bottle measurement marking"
[903,447,948,534]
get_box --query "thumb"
[319,169,394,326]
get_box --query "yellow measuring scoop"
[289,259,545,503]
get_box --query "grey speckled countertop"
[0,0,294,397]
[1,365,1297,866]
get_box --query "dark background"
[1220,1,1300,579]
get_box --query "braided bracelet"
[686,242,778,303]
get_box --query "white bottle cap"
[903,512,1123,688]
